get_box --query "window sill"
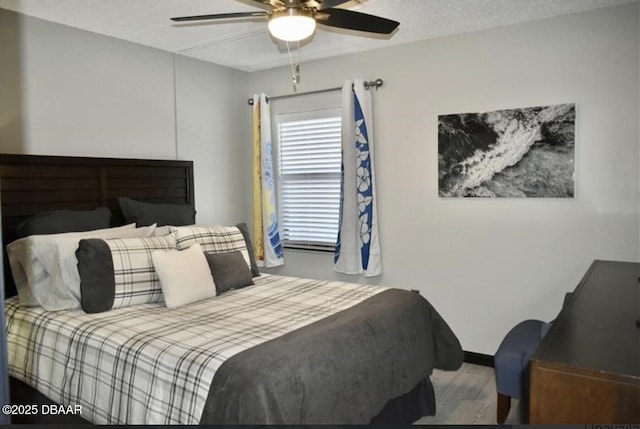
[283,244,335,254]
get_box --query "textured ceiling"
[0,0,636,72]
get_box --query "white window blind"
[276,109,342,251]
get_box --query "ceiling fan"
[170,0,400,43]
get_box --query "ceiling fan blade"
[318,8,399,34]
[171,11,268,22]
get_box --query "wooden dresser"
[529,260,640,423]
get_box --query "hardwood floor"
[415,363,521,425]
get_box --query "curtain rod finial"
[364,78,384,90]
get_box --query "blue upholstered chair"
[494,319,547,423]
[494,293,572,424]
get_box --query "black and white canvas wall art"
[438,104,575,198]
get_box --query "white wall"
[175,55,251,225]
[0,10,175,158]
[0,9,250,224]
[249,3,640,354]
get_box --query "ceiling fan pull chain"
[286,41,300,92]
[294,40,301,86]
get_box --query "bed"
[1,153,464,425]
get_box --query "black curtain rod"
[247,78,384,105]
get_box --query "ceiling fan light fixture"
[268,9,316,42]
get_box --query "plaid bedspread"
[5,274,386,424]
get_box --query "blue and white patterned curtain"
[334,80,382,277]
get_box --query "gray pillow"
[76,238,115,313]
[119,197,196,227]
[204,251,254,295]
[235,222,260,277]
[16,207,112,238]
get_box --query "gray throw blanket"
[200,288,464,424]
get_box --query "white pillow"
[152,243,216,309]
[6,223,156,310]
[152,225,173,237]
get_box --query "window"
[276,108,342,251]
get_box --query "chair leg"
[497,393,511,424]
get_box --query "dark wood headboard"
[0,153,195,297]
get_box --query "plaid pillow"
[171,226,251,269]
[77,235,177,313]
